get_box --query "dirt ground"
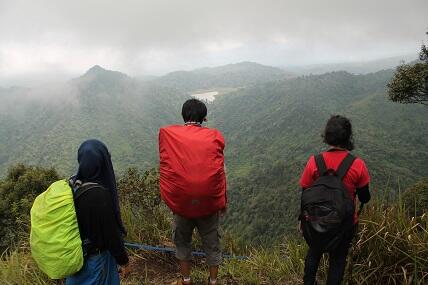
[122,251,243,285]
[123,251,178,284]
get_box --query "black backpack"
[301,153,356,252]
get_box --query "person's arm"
[356,159,371,204]
[356,184,370,204]
[300,156,316,190]
[298,157,315,228]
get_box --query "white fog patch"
[191,91,219,102]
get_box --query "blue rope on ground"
[124,242,249,260]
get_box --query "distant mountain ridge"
[155,61,292,92]
[286,54,417,75]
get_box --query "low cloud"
[0,0,427,85]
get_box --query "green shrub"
[0,248,55,285]
[346,199,428,284]
[0,164,59,250]
[118,167,171,244]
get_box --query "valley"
[0,62,427,243]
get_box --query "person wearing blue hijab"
[66,139,129,285]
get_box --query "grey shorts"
[173,213,222,266]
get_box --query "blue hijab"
[75,139,126,235]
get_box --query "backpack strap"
[336,153,356,180]
[70,182,105,258]
[314,154,328,176]
[74,182,104,200]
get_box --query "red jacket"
[159,125,227,218]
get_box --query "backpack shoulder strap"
[314,154,328,176]
[74,182,104,200]
[336,153,356,180]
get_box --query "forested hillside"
[0,66,185,176]
[0,63,427,244]
[210,70,428,243]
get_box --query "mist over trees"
[0,62,427,245]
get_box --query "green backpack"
[30,179,96,279]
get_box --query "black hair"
[322,115,354,151]
[181,99,207,123]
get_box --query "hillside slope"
[0,66,186,176]
[1,64,427,244]
[210,70,428,242]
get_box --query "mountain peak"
[86,65,106,74]
[83,65,117,76]
[78,65,129,81]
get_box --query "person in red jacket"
[159,99,227,285]
[299,115,371,285]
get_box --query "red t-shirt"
[299,150,370,223]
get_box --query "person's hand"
[119,262,131,278]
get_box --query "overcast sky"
[0,0,427,85]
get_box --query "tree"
[387,31,428,106]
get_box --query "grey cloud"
[0,0,427,82]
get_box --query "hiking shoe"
[171,278,192,285]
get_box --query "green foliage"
[0,164,59,250]
[387,31,428,106]
[403,177,428,216]
[211,70,428,243]
[191,239,306,284]
[0,249,53,285]
[0,66,186,177]
[387,62,428,106]
[118,167,171,244]
[350,199,428,284]
[193,197,428,285]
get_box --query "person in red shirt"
[300,115,371,285]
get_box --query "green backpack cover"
[30,179,84,279]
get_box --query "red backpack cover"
[159,125,227,218]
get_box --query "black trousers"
[303,225,357,285]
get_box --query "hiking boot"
[171,277,192,285]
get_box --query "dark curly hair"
[322,115,354,151]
